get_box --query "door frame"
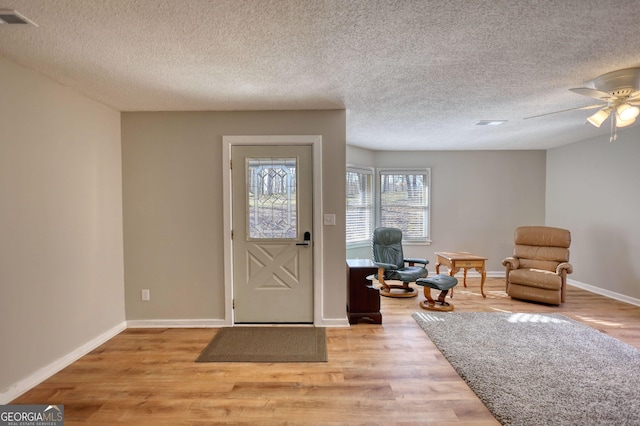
[222,135,324,326]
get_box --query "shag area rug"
[196,327,327,362]
[412,312,640,426]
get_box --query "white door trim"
[222,135,323,326]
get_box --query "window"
[346,166,374,246]
[378,169,430,242]
[247,158,297,239]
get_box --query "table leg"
[479,267,487,298]
[435,262,441,275]
[447,266,458,299]
[463,268,468,287]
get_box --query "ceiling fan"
[526,68,640,142]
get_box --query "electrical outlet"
[141,289,150,301]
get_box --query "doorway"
[222,136,323,325]
[231,145,313,323]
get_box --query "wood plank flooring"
[11,278,640,425]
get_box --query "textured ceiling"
[2,0,640,150]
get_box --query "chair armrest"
[404,258,429,266]
[557,262,573,275]
[502,257,519,269]
[374,261,398,270]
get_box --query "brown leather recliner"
[502,226,573,305]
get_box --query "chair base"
[379,284,418,298]
[420,287,453,312]
[507,282,563,305]
[417,276,457,311]
[420,298,454,312]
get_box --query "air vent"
[476,120,507,126]
[0,9,38,26]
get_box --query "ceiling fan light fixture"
[586,108,610,127]
[615,114,636,128]
[616,104,639,122]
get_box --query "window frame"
[376,168,431,244]
[346,165,375,248]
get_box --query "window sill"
[402,240,432,246]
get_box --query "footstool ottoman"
[416,274,459,311]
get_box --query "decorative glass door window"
[247,158,297,239]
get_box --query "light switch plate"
[323,214,336,226]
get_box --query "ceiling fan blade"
[569,87,614,101]
[524,104,603,120]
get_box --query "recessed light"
[476,120,507,126]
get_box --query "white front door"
[231,145,314,323]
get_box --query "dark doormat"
[196,326,327,362]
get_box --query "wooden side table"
[434,252,487,298]
[346,259,382,324]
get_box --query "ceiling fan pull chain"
[610,114,617,142]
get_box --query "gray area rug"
[196,327,327,362]
[412,312,640,426]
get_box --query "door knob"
[296,231,311,246]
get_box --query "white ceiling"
[2,0,640,150]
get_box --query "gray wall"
[121,111,347,323]
[0,56,125,399]
[346,148,547,272]
[547,128,640,301]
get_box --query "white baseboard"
[0,321,127,404]
[126,319,229,328]
[317,317,351,327]
[568,278,640,307]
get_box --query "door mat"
[196,326,327,362]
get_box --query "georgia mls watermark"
[0,405,64,426]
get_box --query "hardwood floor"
[12,278,640,425]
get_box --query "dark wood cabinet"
[346,259,382,324]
